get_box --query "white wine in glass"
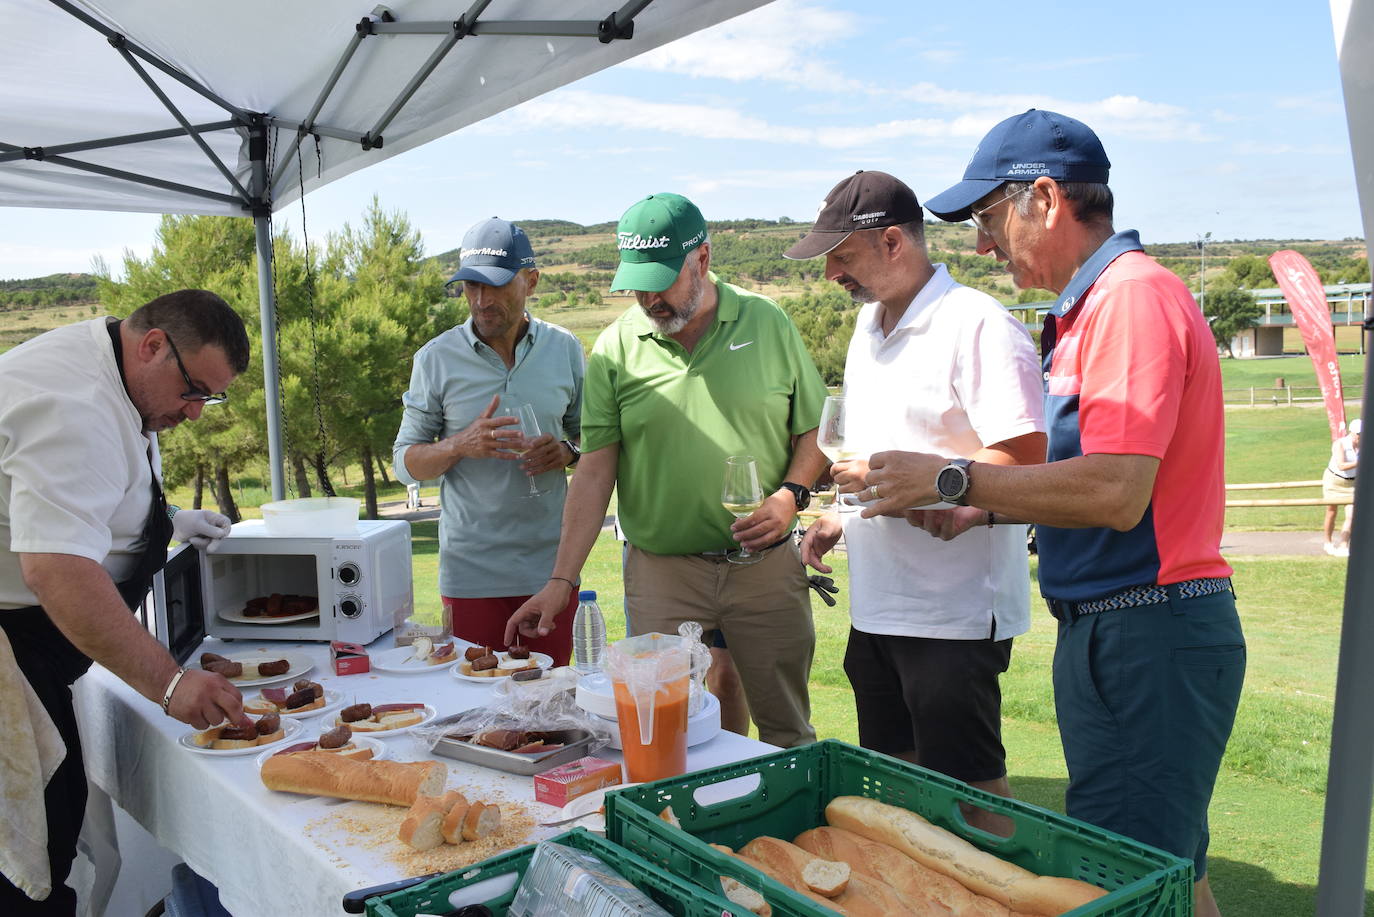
[503,402,547,497]
[817,395,858,512]
[721,455,765,565]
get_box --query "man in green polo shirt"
[505,193,828,748]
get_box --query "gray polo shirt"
[392,315,584,598]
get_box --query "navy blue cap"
[446,217,537,287]
[924,110,1111,222]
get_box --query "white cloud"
[624,0,865,91]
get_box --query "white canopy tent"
[2,0,1374,911]
[0,0,771,499]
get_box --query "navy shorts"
[1052,587,1245,879]
[844,627,1012,784]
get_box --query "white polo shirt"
[0,318,155,608]
[842,265,1045,640]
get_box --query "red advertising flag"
[1268,250,1347,440]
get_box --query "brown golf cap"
[783,170,924,260]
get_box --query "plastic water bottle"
[572,589,607,674]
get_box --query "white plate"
[210,653,314,688]
[370,643,465,674]
[217,606,321,625]
[328,703,437,737]
[451,652,553,684]
[552,782,642,834]
[246,689,344,720]
[179,718,304,756]
[254,735,388,770]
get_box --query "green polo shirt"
[582,274,826,554]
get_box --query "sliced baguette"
[461,802,501,841]
[260,755,445,806]
[802,858,850,897]
[440,795,471,845]
[721,876,773,917]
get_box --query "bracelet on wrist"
[161,665,189,715]
[548,576,576,591]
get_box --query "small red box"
[533,756,623,808]
[331,641,370,675]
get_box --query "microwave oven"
[151,518,412,661]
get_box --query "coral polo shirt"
[1037,231,1233,601]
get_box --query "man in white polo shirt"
[792,172,1045,830]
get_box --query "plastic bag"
[411,666,616,754]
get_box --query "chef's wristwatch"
[779,481,811,512]
[935,458,974,505]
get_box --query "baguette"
[825,797,1105,917]
[797,826,1013,917]
[399,793,456,851]
[260,754,445,806]
[460,801,501,841]
[740,837,904,917]
[441,795,471,845]
[721,876,773,917]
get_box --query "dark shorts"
[843,627,1012,784]
[1052,588,1245,879]
[441,592,577,666]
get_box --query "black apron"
[0,319,175,913]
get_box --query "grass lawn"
[401,515,1369,916]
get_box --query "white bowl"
[259,497,360,535]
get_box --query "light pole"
[1197,231,1212,307]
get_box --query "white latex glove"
[171,509,233,550]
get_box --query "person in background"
[858,111,1245,917]
[791,170,1045,833]
[505,192,829,748]
[0,289,248,912]
[393,218,584,664]
[1322,417,1360,556]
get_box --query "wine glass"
[817,395,857,513]
[502,402,547,498]
[721,455,765,566]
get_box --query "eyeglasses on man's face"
[969,185,1033,234]
[161,331,228,405]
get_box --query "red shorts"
[441,593,577,666]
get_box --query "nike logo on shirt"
[729,341,754,351]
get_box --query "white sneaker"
[1324,541,1339,555]
[1334,543,1350,557]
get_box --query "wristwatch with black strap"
[778,481,811,512]
[935,458,974,505]
[562,440,581,466]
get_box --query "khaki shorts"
[1322,468,1355,502]
[622,539,816,748]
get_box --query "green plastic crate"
[606,739,1193,917]
[365,826,752,917]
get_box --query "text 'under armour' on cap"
[447,217,537,287]
[784,170,923,260]
[924,109,1111,222]
[611,193,708,293]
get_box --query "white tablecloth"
[72,636,776,917]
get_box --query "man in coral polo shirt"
[857,110,1245,917]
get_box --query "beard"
[642,270,704,334]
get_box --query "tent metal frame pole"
[364,29,464,145]
[47,0,247,120]
[249,121,286,503]
[109,43,250,201]
[7,150,244,207]
[0,121,239,163]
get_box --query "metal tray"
[429,713,598,775]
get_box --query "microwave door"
[154,542,207,665]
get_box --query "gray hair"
[1006,180,1114,224]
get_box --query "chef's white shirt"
[842,265,1045,640]
[0,318,155,608]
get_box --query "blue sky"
[0,0,1362,280]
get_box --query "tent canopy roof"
[0,0,768,217]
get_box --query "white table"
[72,636,776,917]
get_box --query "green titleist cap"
[611,193,708,293]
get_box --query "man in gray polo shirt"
[393,218,585,663]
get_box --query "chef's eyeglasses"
[969,185,1033,234]
[162,331,229,405]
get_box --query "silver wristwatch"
[935,458,973,505]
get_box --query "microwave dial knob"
[339,595,363,618]
[337,562,361,586]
